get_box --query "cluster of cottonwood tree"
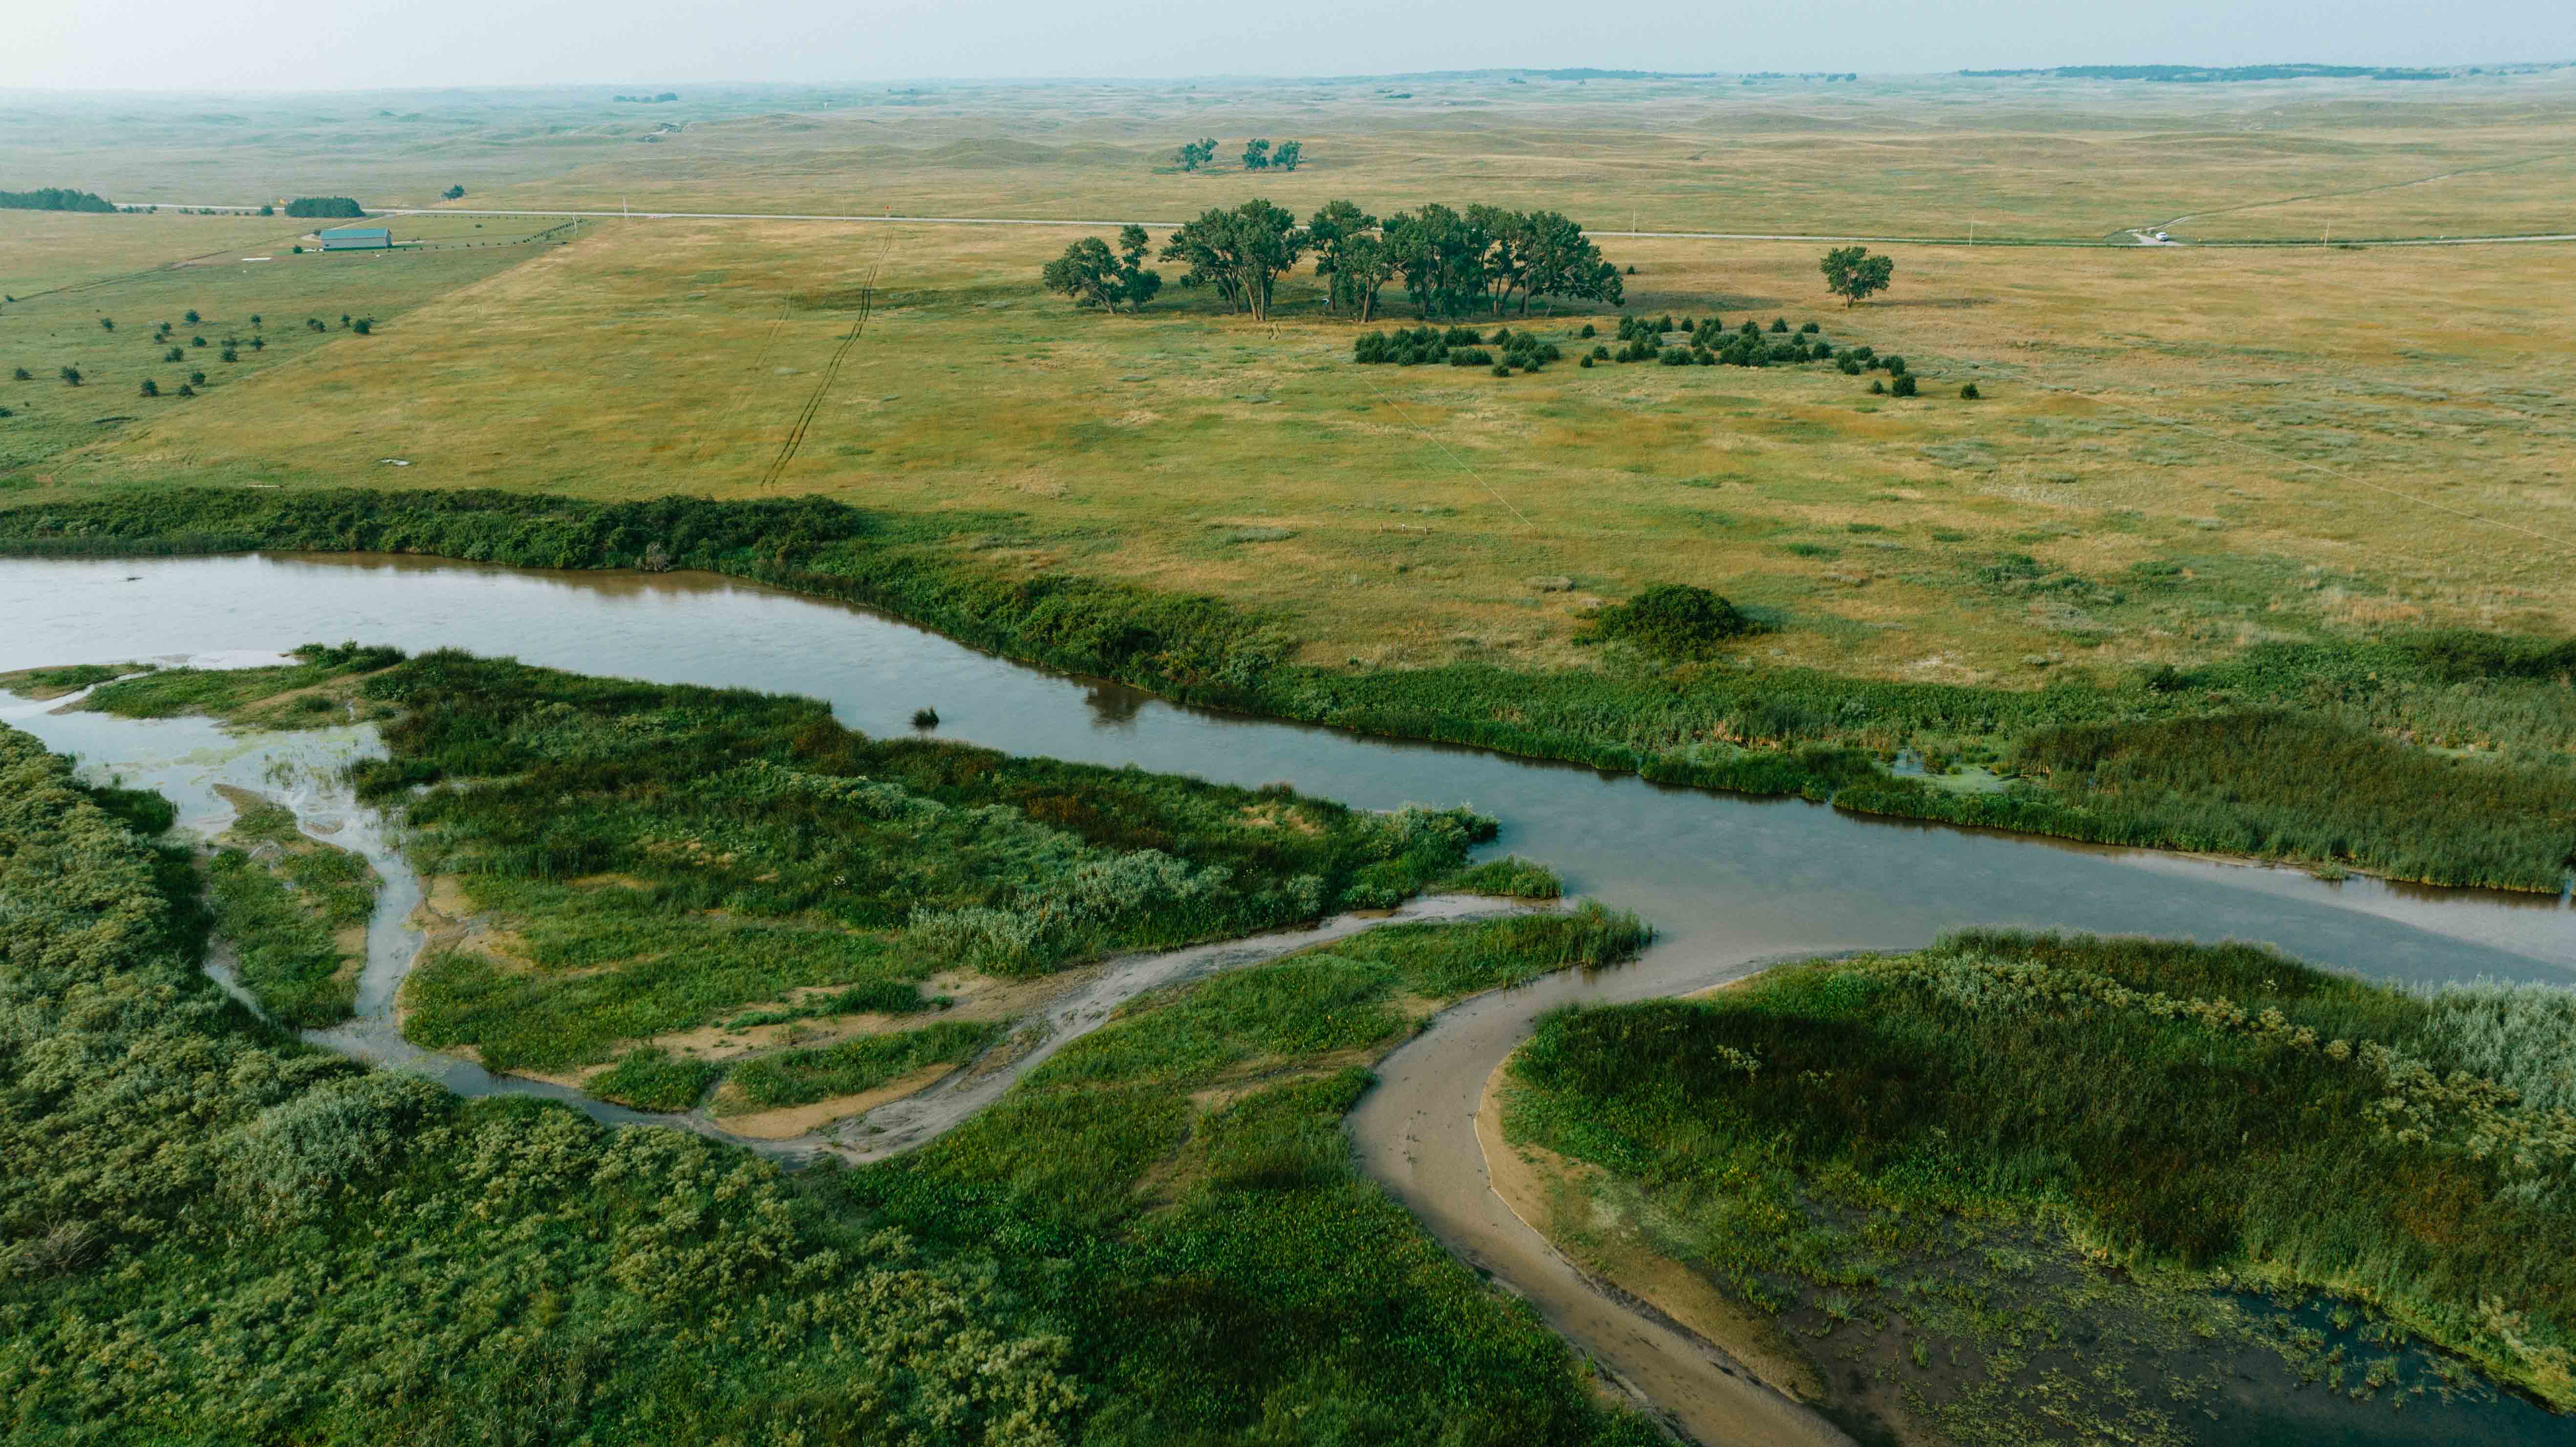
[1043,200,1621,324]
[1174,139,1303,172]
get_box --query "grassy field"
[0,720,1660,1443]
[8,73,2573,239]
[22,215,2569,682]
[1502,934,2576,1443]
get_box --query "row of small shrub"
[1353,324,1565,373]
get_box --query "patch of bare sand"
[712,1064,959,1138]
[1476,1063,1825,1408]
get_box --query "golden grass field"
[5,73,2572,685]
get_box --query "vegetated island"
[4,489,2570,896]
[43,643,1547,1126]
[0,697,1674,1443]
[1498,933,2576,1444]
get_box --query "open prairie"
[20,212,2574,683]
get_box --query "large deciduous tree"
[1161,200,1306,321]
[1306,200,1375,316]
[1043,227,1164,313]
[1241,139,1272,170]
[1174,138,1217,171]
[1820,245,1895,308]
[1042,237,1124,311]
[1114,224,1162,310]
[1385,204,1490,319]
[1386,204,1622,319]
[1271,140,1303,171]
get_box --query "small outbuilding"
[318,227,392,251]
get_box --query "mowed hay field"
[43,213,2576,683]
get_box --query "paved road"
[108,201,2576,248]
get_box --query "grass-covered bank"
[0,721,1660,1444]
[1502,934,2576,1443]
[77,645,1494,1089]
[203,788,379,1025]
[6,488,2573,891]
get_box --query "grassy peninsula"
[72,644,1498,1108]
[1501,934,2576,1443]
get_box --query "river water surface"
[8,552,2572,1447]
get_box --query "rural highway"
[112,201,2576,248]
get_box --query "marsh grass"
[723,1019,999,1112]
[585,1045,722,1111]
[1438,854,1565,899]
[844,901,1658,1443]
[1508,932,2576,1427]
[203,795,377,1026]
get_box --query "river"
[8,551,2571,1447]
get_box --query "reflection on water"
[6,551,2569,992]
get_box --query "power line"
[1359,375,1532,528]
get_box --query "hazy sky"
[10,0,2571,91]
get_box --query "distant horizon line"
[4,59,2571,99]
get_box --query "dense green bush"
[1578,582,1757,659]
[1891,373,1918,397]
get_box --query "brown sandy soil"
[709,1063,960,1138]
[1477,1060,1827,1412]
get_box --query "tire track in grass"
[759,236,890,487]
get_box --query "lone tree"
[1820,245,1895,308]
[1042,225,1162,313]
[58,366,82,386]
[1242,139,1272,171]
[1174,138,1218,172]
[1272,140,1304,171]
[443,184,466,200]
